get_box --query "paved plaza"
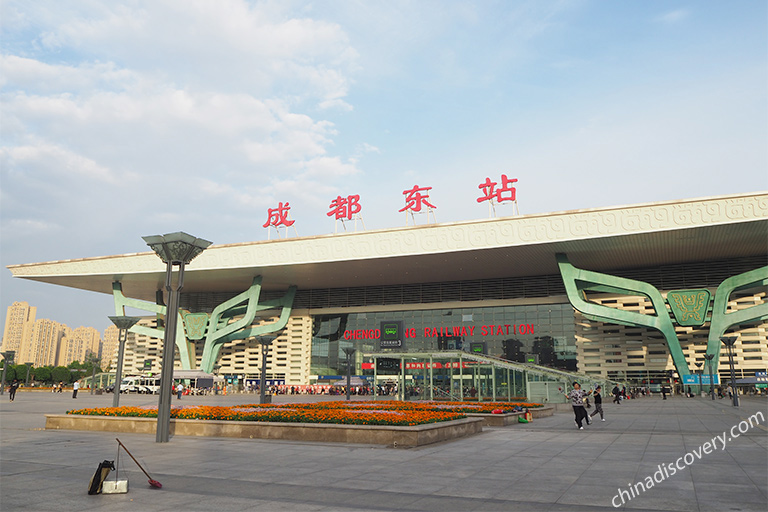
[1,391,766,511]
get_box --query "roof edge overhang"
[7,191,768,300]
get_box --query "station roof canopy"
[7,192,768,303]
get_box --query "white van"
[120,375,160,394]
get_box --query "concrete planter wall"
[45,414,483,448]
[531,406,555,418]
[468,406,554,426]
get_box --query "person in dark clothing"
[589,385,605,421]
[612,385,621,404]
[9,379,19,402]
[563,382,592,429]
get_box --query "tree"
[51,366,70,384]
[2,364,16,381]
[34,366,52,383]
[84,352,103,374]
[14,364,31,382]
[69,354,103,375]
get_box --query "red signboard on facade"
[343,324,533,340]
[477,174,517,203]
[327,195,362,220]
[263,202,295,228]
[399,185,436,213]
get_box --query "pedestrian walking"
[72,380,79,399]
[176,382,184,399]
[58,381,64,393]
[9,379,19,402]
[612,385,621,404]
[589,385,605,421]
[563,382,592,429]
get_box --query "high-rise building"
[26,319,64,366]
[116,315,312,384]
[102,325,120,370]
[3,302,106,368]
[1,301,36,359]
[58,326,101,367]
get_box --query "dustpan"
[102,441,129,494]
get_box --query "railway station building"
[8,192,767,401]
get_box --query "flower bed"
[236,400,542,413]
[66,400,543,426]
[67,404,463,426]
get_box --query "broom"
[116,438,162,488]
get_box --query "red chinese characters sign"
[399,185,436,213]
[327,195,362,220]
[477,174,517,203]
[263,201,294,228]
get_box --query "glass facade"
[311,303,577,378]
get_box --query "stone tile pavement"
[0,391,766,511]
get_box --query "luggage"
[87,460,115,495]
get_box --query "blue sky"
[1,0,766,333]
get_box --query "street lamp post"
[342,347,356,401]
[25,362,33,387]
[143,232,212,443]
[720,336,739,407]
[703,354,716,401]
[694,362,703,396]
[255,337,273,404]
[0,351,15,395]
[109,316,141,408]
[213,364,221,395]
[89,356,99,395]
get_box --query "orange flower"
[67,400,543,426]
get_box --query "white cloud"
[18,0,358,105]
[1,142,118,183]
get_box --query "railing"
[430,385,462,401]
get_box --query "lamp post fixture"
[342,347,356,401]
[24,362,33,387]
[0,351,15,395]
[720,335,739,407]
[143,232,212,443]
[255,337,274,404]
[703,354,716,401]
[109,316,141,408]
